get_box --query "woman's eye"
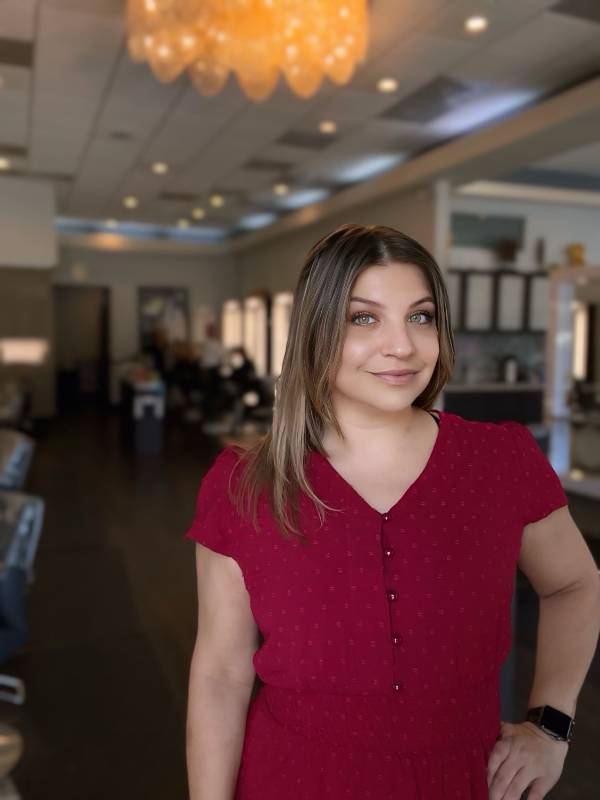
[350,312,375,325]
[350,310,435,326]
[411,311,435,325]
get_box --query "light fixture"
[209,194,225,208]
[275,187,330,210]
[191,207,206,219]
[0,338,49,366]
[239,212,278,230]
[572,301,589,381]
[151,161,169,174]
[377,77,397,93]
[177,218,190,228]
[319,120,337,134]
[331,153,405,183]
[465,15,488,33]
[123,195,139,209]
[273,182,289,196]
[0,157,11,171]
[126,0,369,102]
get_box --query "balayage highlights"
[227,223,456,542]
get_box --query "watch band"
[526,705,575,743]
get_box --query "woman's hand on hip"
[486,720,568,800]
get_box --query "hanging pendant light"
[126,0,369,102]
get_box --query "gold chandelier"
[126,0,369,102]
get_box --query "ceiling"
[1,0,600,241]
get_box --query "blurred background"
[0,0,599,797]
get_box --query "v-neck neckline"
[312,409,448,518]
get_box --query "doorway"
[54,286,110,412]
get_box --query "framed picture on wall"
[445,271,462,329]
[529,275,549,331]
[497,274,525,330]
[464,273,494,330]
[138,287,189,352]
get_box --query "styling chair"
[0,491,44,704]
[0,432,35,491]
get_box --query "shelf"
[445,383,544,393]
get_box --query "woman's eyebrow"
[349,295,435,308]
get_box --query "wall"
[450,193,600,270]
[236,184,443,296]
[0,268,56,416]
[53,244,238,403]
[0,176,57,268]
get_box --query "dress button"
[384,547,394,558]
[387,590,398,602]
[392,633,403,645]
[393,682,404,691]
[383,513,389,521]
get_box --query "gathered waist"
[256,676,501,755]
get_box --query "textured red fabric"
[184,409,569,799]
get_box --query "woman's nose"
[380,323,416,357]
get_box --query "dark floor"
[2,407,599,798]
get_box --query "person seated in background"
[145,326,170,379]
[168,341,202,413]
[199,325,228,419]
[228,346,256,390]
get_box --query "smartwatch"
[526,705,575,743]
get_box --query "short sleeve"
[501,420,569,526]
[183,447,238,557]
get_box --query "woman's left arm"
[487,504,600,800]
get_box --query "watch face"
[541,706,572,738]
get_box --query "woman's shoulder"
[440,410,525,449]
[204,442,249,484]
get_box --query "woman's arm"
[186,544,260,800]
[487,505,600,800]
[517,504,600,716]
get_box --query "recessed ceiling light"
[123,195,138,209]
[319,120,337,134]
[273,182,289,195]
[377,77,398,93]
[0,157,11,171]
[105,219,118,228]
[151,161,169,174]
[465,15,488,33]
[276,187,330,210]
[177,218,190,228]
[209,193,225,207]
[191,207,205,219]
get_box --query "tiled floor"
[1,407,598,798]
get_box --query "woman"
[184,224,600,800]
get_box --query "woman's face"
[333,262,439,414]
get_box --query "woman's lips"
[371,371,418,385]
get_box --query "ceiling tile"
[533,141,600,176]
[552,0,600,24]
[0,1,37,41]
[0,90,29,146]
[3,0,597,226]
[418,0,558,43]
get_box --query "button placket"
[381,511,404,692]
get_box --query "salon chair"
[0,491,44,704]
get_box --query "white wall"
[0,176,57,268]
[236,183,443,296]
[450,193,600,270]
[53,244,238,402]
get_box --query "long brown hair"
[228,223,455,542]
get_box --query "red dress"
[184,409,568,799]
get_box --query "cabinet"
[448,268,548,333]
